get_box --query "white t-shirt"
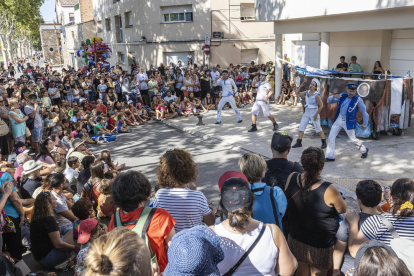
[51,190,72,231]
[48,87,60,99]
[211,71,220,83]
[63,167,79,186]
[137,73,148,90]
[164,95,176,102]
[256,81,272,101]
[153,188,211,232]
[187,54,192,60]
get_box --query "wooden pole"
[53,19,62,69]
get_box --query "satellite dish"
[295,76,301,87]
[49,48,53,52]
[357,83,370,97]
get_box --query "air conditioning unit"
[212,32,224,39]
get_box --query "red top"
[107,207,176,272]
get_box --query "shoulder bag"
[223,225,266,276]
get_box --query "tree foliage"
[0,0,45,49]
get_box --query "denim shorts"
[38,237,69,268]
[60,223,73,236]
[32,127,43,143]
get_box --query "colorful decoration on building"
[77,37,112,65]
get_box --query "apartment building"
[255,0,414,95]
[92,0,275,69]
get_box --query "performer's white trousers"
[299,108,322,133]
[251,101,271,117]
[326,115,367,159]
[216,96,242,122]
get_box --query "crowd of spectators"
[0,59,412,276]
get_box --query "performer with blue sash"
[326,83,369,161]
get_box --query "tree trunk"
[6,36,13,63]
[0,35,8,67]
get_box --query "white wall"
[256,0,414,22]
[390,29,414,76]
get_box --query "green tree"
[0,0,45,49]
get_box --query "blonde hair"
[85,228,151,276]
[238,153,267,184]
[8,97,19,109]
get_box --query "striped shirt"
[360,213,414,245]
[153,188,211,232]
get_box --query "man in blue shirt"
[215,70,243,124]
[326,83,369,161]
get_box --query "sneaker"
[215,121,221,124]
[54,257,72,271]
[321,141,327,149]
[361,148,369,158]
[238,120,243,123]
[272,123,279,131]
[248,125,257,132]
[325,158,335,162]
[96,140,104,145]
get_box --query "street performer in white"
[215,69,243,124]
[325,83,369,161]
[291,78,327,148]
[248,71,279,132]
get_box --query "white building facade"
[255,0,414,95]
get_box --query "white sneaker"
[97,140,104,145]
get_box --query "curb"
[161,119,358,200]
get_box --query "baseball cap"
[220,177,253,212]
[78,218,98,244]
[218,171,249,191]
[271,131,293,152]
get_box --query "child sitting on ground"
[203,93,215,110]
[116,115,131,133]
[156,100,167,120]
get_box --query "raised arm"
[327,94,341,105]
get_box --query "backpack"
[264,161,297,190]
[250,185,287,231]
[114,207,158,267]
[379,216,414,274]
[80,179,96,205]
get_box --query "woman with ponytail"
[211,174,297,276]
[85,227,152,276]
[348,178,414,257]
[284,147,347,275]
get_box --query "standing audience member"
[284,147,347,275]
[25,94,45,154]
[348,178,414,258]
[1,171,25,260]
[154,149,215,232]
[212,176,297,276]
[238,153,287,228]
[333,180,382,275]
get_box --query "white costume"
[298,90,322,133]
[216,78,242,122]
[251,81,272,117]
